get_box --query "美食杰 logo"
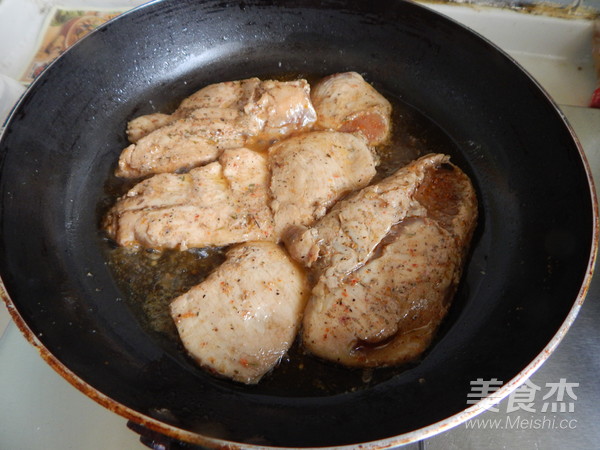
[464,378,579,430]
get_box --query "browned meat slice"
[303,218,458,367]
[268,131,377,239]
[297,155,478,367]
[170,241,310,384]
[117,78,317,178]
[311,72,392,145]
[104,148,274,250]
[284,154,448,278]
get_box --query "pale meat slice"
[116,108,257,179]
[177,78,317,139]
[268,131,377,239]
[126,113,173,143]
[116,122,223,179]
[300,158,478,367]
[284,153,448,281]
[124,79,262,143]
[311,72,392,145]
[176,77,262,113]
[117,78,317,178]
[257,79,318,139]
[170,241,310,384]
[104,148,274,250]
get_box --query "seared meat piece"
[303,218,459,367]
[116,108,258,179]
[126,113,173,143]
[170,241,310,384]
[285,154,448,278]
[104,148,274,250]
[117,78,317,178]
[256,79,319,139]
[116,122,224,179]
[177,78,317,138]
[296,155,477,367]
[125,79,263,143]
[176,77,262,113]
[311,72,392,145]
[268,131,377,239]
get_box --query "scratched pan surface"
[0,0,596,447]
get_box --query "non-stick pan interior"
[0,0,594,447]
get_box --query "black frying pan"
[0,0,596,447]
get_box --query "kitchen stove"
[0,1,598,448]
